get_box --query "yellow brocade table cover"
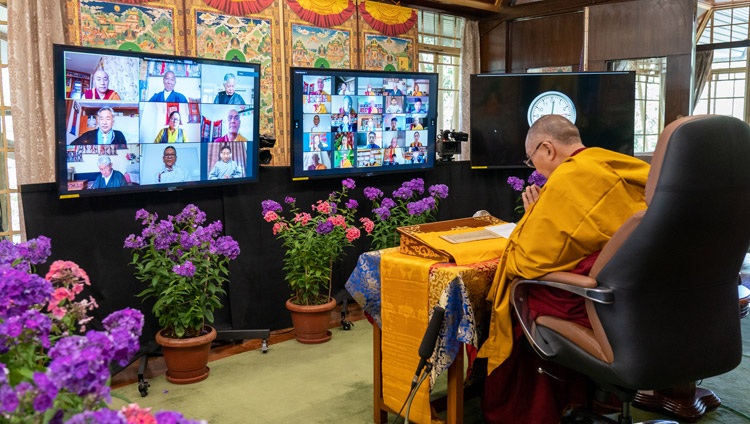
[355,236,507,424]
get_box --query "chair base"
[633,385,720,423]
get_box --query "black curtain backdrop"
[21,161,526,352]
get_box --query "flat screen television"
[470,72,636,169]
[54,44,261,198]
[289,67,439,180]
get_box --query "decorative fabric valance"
[287,0,356,28]
[358,1,417,36]
[203,0,275,15]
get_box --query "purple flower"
[48,334,112,400]
[392,187,413,199]
[66,409,126,424]
[213,236,240,260]
[402,178,425,194]
[32,372,57,413]
[0,265,52,319]
[407,198,433,216]
[284,196,296,205]
[175,204,207,226]
[342,178,356,189]
[262,200,283,215]
[364,187,383,201]
[178,231,201,250]
[373,206,391,221]
[0,382,18,413]
[428,184,449,199]
[135,208,151,221]
[316,221,334,235]
[507,176,525,192]
[103,308,144,367]
[123,234,145,249]
[155,411,206,424]
[173,261,196,278]
[381,198,396,209]
[528,171,547,187]
[16,236,52,265]
[345,199,358,209]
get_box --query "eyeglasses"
[163,153,176,157]
[523,141,545,168]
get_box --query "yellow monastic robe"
[478,147,650,374]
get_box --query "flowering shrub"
[0,237,202,423]
[262,179,361,306]
[507,170,548,218]
[360,178,450,250]
[124,204,240,339]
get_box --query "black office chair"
[511,115,750,424]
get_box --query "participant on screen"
[213,73,246,105]
[91,155,127,189]
[148,70,189,103]
[154,111,189,143]
[71,106,128,145]
[156,146,190,183]
[208,145,244,179]
[214,109,248,142]
[83,69,121,100]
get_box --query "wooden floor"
[112,303,365,389]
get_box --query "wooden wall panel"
[588,0,694,61]
[479,20,507,72]
[508,12,583,72]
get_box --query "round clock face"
[527,91,577,126]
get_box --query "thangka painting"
[66,0,184,54]
[362,33,415,71]
[290,24,352,69]
[186,1,284,164]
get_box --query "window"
[609,58,666,153]
[694,6,750,122]
[0,1,19,242]
[417,11,464,134]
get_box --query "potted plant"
[124,204,240,384]
[360,178,450,250]
[261,178,361,343]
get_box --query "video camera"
[436,130,468,161]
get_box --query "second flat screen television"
[290,67,439,179]
[470,72,636,168]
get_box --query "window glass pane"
[1,68,8,107]
[7,151,14,190]
[0,193,6,233]
[0,151,4,190]
[5,110,12,148]
[10,192,18,234]
[0,39,7,65]
[645,135,659,152]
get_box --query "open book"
[439,223,517,244]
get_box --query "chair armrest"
[510,274,613,359]
[515,273,614,304]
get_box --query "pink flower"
[345,227,361,242]
[120,403,157,424]
[315,201,331,214]
[264,211,279,222]
[272,222,287,235]
[294,212,312,225]
[45,260,90,286]
[359,217,375,234]
[328,215,346,228]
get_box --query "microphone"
[411,306,445,388]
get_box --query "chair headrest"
[645,115,705,204]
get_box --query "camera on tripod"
[436,129,468,161]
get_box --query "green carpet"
[111,318,750,423]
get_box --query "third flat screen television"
[470,72,636,168]
[290,67,438,180]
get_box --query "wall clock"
[527,90,577,126]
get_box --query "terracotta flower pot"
[156,325,217,384]
[285,297,337,344]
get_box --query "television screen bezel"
[53,43,262,199]
[469,71,636,169]
[289,67,439,180]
